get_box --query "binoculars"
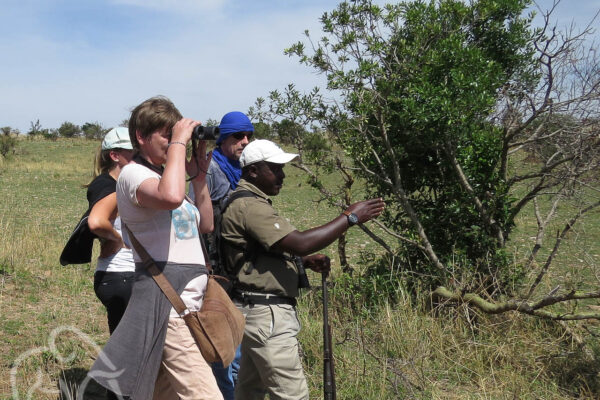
[192,125,220,141]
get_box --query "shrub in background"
[0,135,17,158]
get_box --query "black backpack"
[209,190,306,291]
[203,190,258,277]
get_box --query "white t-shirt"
[117,164,206,265]
[96,216,135,273]
[117,163,207,317]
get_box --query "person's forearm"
[89,222,121,243]
[89,216,123,258]
[273,215,348,256]
[157,143,188,206]
[192,178,213,233]
[88,194,121,242]
[273,198,384,256]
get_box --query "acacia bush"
[81,122,107,140]
[283,0,538,293]
[0,135,17,158]
[57,122,81,138]
[271,0,600,322]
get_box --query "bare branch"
[433,286,600,321]
[526,199,600,298]
[507,155,575,186]
[356,223,394,255]
[523,194,562,270]
[370,219,427,252]
[444,142,505,246]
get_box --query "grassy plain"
[0,137,599,399]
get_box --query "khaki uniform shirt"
[221,179,299,298]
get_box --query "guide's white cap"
[240,139,298,168]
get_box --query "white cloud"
[108,0,227,12]
[1,0,597,133]
[0,2,332,132]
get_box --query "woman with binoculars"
[89,96,223,400]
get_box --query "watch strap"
[342,210,358,226]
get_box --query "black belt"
[233,292,297,307]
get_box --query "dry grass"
[1,137,599,399]
[0,138,106,399]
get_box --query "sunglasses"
[232,131,253,140]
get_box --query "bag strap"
[123,223,188,316]
[220,190,263,276]
[222,189,258,211]
[185,193,214,274]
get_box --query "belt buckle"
[241,293,254,306]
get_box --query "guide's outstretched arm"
[271,198,385,256]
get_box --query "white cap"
[102,127,133,150]
[240,139,298,168]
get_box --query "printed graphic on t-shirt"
[172,203,199,240]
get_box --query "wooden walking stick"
[322,271,336,400]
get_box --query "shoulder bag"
[124,224,245,366]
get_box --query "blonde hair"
[84,146,115,187]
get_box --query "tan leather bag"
[182,275,245,365]
[124,225,245,366]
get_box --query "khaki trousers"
[153,317,224,400]
[234,303,309,400]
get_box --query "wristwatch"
[343,210,359,227]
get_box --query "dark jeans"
[94,271,134,400]
[211,345,242,400]
[93,271,135,334]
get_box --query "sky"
[1,0,598,134]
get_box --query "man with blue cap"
[208,111,254,201]
[191,111,254,400]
